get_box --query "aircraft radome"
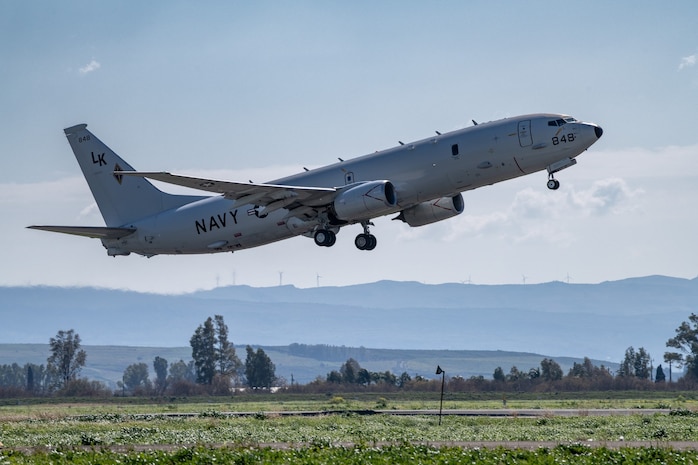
[29,114,603,256]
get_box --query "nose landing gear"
[546,158,576,190]
[547,176,560,190]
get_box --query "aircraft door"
[518,120,532,147]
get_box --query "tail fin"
[63,124,205,226]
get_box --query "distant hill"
[1,276,696,381]
[0,343,612,387]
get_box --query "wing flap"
[27,225,136,239]
[118,171,337,207]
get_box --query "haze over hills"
[1,276,696,380]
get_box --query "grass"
[1,398,697,464]
[1,396,697,448]
[1,393,697,464]
[4,413,698,446]
[1,390,696,418]
[3,444,698,465]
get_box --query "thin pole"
[439,370,445,425]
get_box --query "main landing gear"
[355,221,377,251]
[313,229,336,247]
[313,221,377,250]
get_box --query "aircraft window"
[564,117,577,123]
[548,120,557,127]
[451,144,459,156]
[548,119,567,127]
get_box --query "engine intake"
[333,180,397,221]
[395,194,464,227]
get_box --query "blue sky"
[1,1,697,292]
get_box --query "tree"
[567,357,610,380]
[122,363,151,393]
[655,364,666,383]
[244,346,276,389]
[633,347,651,379]
[618,347,650,379]
[168,359,195,382]
[540,358,563,381]
[326,370,342,384]
[493,366,505,382]
[153,356,168,394]
[47,329,87,388]
[340,358,361,384]
[397,371,412,388]
[379,370,397,386]
[666,313,698,379]
[663,352,683,383]
[214,315,241,379]
[190,317,217,384]
[190,315,242,386]
[506,366,524,382]
[357,368,372,385]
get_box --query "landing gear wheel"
[314,229,336,247]
[325,231,337,247]
[355,234,368,250]
[355,233,377,250]
[547,179,560,190]
[365,234,377,250]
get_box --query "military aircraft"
[29,114,602,256]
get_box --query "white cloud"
[678,54,696,71]
[439,177,642,247]
[569,178,643,216]
[79,59,101,75]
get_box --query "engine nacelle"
[332,180,397,221]
[396,194,464,227]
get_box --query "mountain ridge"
[1,276,695,371]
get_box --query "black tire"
[355,233,368,250]
[365,234,377,250]
[325,231,336,247]
[314,230,329,246]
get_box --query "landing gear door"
[518,120,532,147]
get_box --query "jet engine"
[395,194,464,227]
[332,180,397,221]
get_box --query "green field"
[2,394,698,464]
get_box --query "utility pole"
[436,365,445,425]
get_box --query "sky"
[1,1,697,293]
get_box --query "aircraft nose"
[594,125,603,139]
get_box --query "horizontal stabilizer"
[27,225,136,239]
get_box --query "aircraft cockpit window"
[548,119,567,127]
[564,117,577,123]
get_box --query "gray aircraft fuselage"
[30,113,603,256]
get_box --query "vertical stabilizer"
[63,124,204,226]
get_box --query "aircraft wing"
[119,171,337,208]
[27,225,136,239]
